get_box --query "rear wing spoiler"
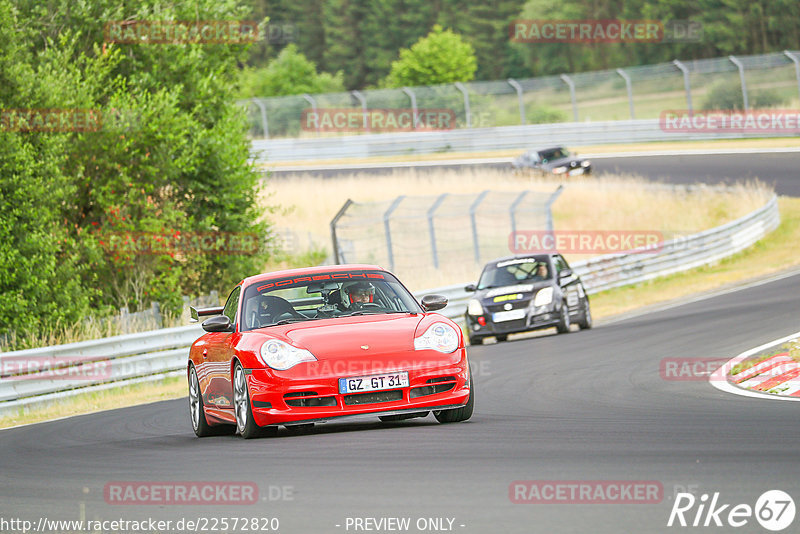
[189,306,224,323]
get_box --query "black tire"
[578,298,593,330]
[433,370,474,423]
[233,362,278,439]
[188,365,234,437]
[556,300,571,334]
[469,335,483,345]
[379,412,429,422]
[495,334,508,342]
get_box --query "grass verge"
[2,199,797,430]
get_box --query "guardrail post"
[545,185,564,232]
[672,60,693,116]
[509,190,529,240]
[427,194,448,269]
[350,90,369,132]
[783,51,800,104]
[454,82,471,128]
[507,78,526,125]
[728,55,749,111]
[250,98,269,139]
[302,93,319,135]
[330,199,353,264]
[383,196,405,271]
[616,69,635,119]
[402,87,418,129]
[470,191,489,264]
[560,74,578,122]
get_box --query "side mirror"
[420,294,448,312]
[559,268,573,282]
[202,315,234,333]
[464,284,476,292]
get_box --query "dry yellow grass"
[262,168,771,291]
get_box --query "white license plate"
[568,168,585,176]
[492,309,526,323]
[339,371,409,394]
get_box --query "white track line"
[709,331,800,402]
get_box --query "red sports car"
[188,265,473,438]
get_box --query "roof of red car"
[241,264,384,287]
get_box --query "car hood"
[283,314,424,358]
[476,281,552,301]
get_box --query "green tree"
[237,44,344,98]
[383,25,478,87]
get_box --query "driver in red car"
[342,281,375,309]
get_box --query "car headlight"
[414,322,459,353]
[552,166,567,174]
[533,287,554,307]
[467,299,484,316]
[259,340,317,370]
[581,160,591,167]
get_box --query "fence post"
[507,78,526,125]
[151,301,162,329]
[673,60,693,116]
[560,74,578,122]
[615,68,635,119]
[728,55,749,111]
[470,191,489,264]
[402,87,418,129]
[250,98,269,139]
[454,82,471,128]
[302,93,319,135]
[351,90,369,132]
[784,51,800,104]
[509,191,529,241]
[545,185,565,232]
[383,196,405,271]
[330,199,353,264]
[427,194,448,269]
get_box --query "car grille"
[284,391,337,407]
[343,390,403,406]
[492,318,527,332]
[485,299,530,313]
[410,376,457,398]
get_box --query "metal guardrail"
[0,194,779,416]
[252,119,798,163]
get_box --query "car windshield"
[477,258,551,289]
[240,270,422,331]
[538,148,568,162]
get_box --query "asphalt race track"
[1,271,799,533]
[269,151,800,197]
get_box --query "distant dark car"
[512,146,592,176]
[464,254,591,344]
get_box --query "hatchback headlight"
[467,299,484,316]
[259,340,317,370]
[581,160,591,167]
[552,166,567,174]
[533,287,554,307]
[414,322,459,353]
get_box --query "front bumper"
[244,350,470,427]
[467,304,560,338]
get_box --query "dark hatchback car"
[464,254,591,344]
[512,146,592,176]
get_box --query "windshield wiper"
[343,310,412,317]
[270,317,313,326]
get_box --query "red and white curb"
[710,331,800,401]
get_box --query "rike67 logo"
[668,490,795,531]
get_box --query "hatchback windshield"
[477,258,551,289]
[240,270,422,331]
